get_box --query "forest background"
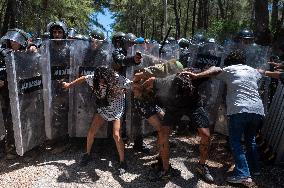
[0,0,283,44]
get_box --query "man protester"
[182,49,265,184]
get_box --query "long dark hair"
[92,66,122,100]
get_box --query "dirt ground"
[0,133,283,188]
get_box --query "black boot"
[133,136,151,154]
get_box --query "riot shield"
[245,44,271,114]
[68,39,112,137]
[42,40,74,139]
[179,43,199,68]
[192,43,225,133]
[6,52,45,156]
[215,43,271,135]
[160,43,180,61]
[0,100,5,141]
[126,44,161,139]
[224,43,271,112]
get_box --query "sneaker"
[226,176,252,184]
[118,161,127,175]
[196,163,214,183]
[79,153,92,167]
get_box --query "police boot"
[5,144,18,160]
[133,136,151,154]
[0,140,5,159]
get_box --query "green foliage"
[206,20,241,43]
[0,0,105,37]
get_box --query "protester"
[182,49,264,184]
[133,60,214,182]
[62,66,131,174]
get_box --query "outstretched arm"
[258,69,281,79]
[180,66,222,79]
[62,76,86,89]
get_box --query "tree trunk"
[173,0,180,39]
[271,0,279,31]
[281,3,284,25]
[1,0,16,35]
[140,17,144,36]
[254,0,269,31]
[197,0,203,29]
[183,0,190,38]
[163,0,168,39]
[192,0,198,35]
[217,0,225,19]
[151,18,155,40]
[197,0,209,30]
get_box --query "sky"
[91,8,115,39]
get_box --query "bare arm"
[62,76,86,89]
[262,70,280,79]
[180,66,222,79]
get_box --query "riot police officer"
[112,32,142,75]
[112,32,151,153]
[178,38,190,67]
[83,30,109,66]
[0,28,30,159]
[48,21,68,39]
[191,33,206,45]
[235,29,254,45]
[67,28,78,39]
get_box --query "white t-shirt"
[216,64,264,116]
[85,73,131,121]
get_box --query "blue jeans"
[228,112,263,178]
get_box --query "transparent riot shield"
[0,100,5,141]
[223,43,271,112]
[179,44,199,68]
[192,43,225,133]
[126,43,161,139]
[42,40,74,139]
[5,52,45,156]
[160,43,180,60]
[0,60,6,141]
[68,39,112,137]
[215,43,271,135]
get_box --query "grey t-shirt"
[216,64,264,116]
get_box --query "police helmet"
[111,32,126,47]
[178,38,190,48]
[1,28,29,48]
[192,33,206,44]
[207,38,216,43]
[47,21,68,39]
[125,33,137,43]
[167,37,176,44]
[68,28,77,39]
[237,29,254,39]
[90,30,105,40]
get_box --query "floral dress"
[85,73,131,121]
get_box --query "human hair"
[224,49,246,66]
[92,66,122,100]
[171,73,195,99]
